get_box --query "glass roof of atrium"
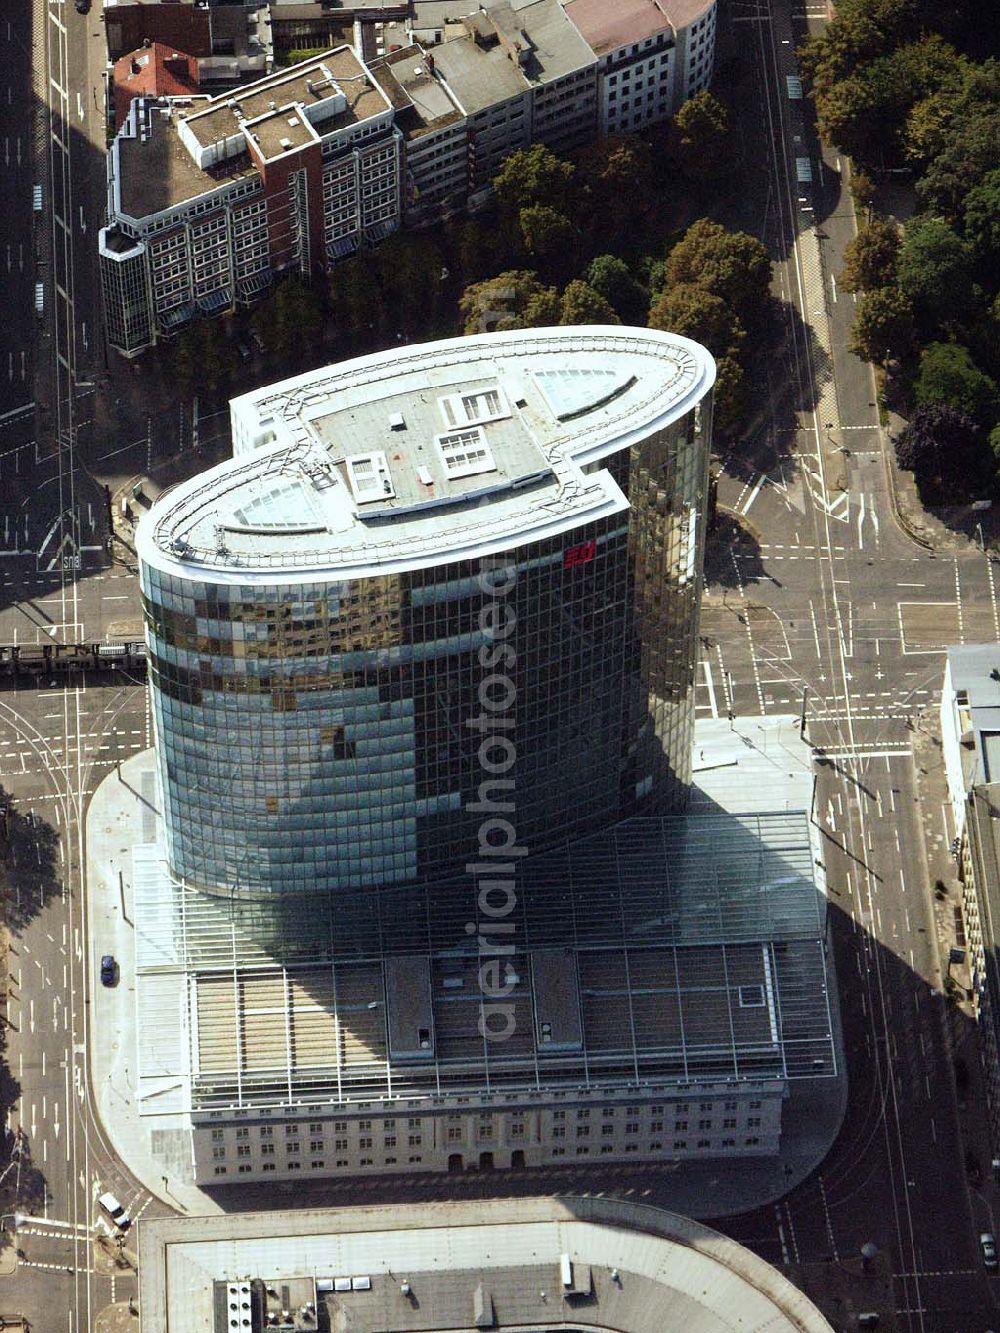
[532,366,637,421]
[229,480,319,530]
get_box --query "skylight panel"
[435,427,497,479]
[439,385,509,429]
[230,481,318,530]
[533,367,637,422]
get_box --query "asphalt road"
[695,0,1000,1329]
[0,8,36,422]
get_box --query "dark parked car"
[981,1233,998,1273]
[100,955,116,987]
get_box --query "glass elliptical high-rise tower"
[136,328,715,902]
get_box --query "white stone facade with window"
[192,1085,784,1184]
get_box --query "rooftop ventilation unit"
[346,452,395,503]
[388,411,406,430]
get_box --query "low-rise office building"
[100,48,401,355]
[131,803,832,1186]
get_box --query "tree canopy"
[648,283,745,361]
[895,216,974,328]
[558,280,621,326]
[894,403,990,505]
[492,144,575,218]
[848,285,915,362]
[584,255,648,324]
[671,91,732,179]
[459,270,560,334]
[839,217,900,292]
[913,340,998,424]
[662,219,772,324]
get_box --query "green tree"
[492,144,575,218]
[671,90,732,179]
[850,170,877,215]
[848,285,915,362]
[173,318,237,396]
[584,255,648,324]
[663,219,772,324]
[839,217,900,292]
[896,216,974,327]
[455,219,493,284]
[328,255,383,340]
[519,205,576,263]
[915,62,1000,218]
[558,280,620,326]
[895,403,989,505]
[648,283,745,361]
[459,270,560,334]
[713,356,746,438]
[963,168,1000,272]
[914,340,998,424]
[252,279,323,366]
[574,135,655,244]
[373,231,447,333]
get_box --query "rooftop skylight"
[533,367,637,422]
[435,427,496,479]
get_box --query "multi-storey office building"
[99,48,401,356]
[566,0,717,137]
[136,327,715,899]
[130,328,839,1184]
[378,0,717,224]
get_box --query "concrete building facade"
[100,48,401,355]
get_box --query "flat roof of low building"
[181,47,387,150]
[113,49,389,219]
[136,327,715,584]
[133,802,834,1115]
[565,0,713,50]
[945,644,1000,788]
[136,1195,835,1333]
[117,102,258,218]
[370,45,465,131]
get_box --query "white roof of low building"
[135,326,715,585]
[137,1194,834,1333]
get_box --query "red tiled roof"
[113,42,200,130]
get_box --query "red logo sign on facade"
[563,541,596,570]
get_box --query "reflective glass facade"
[140,400,712,900]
